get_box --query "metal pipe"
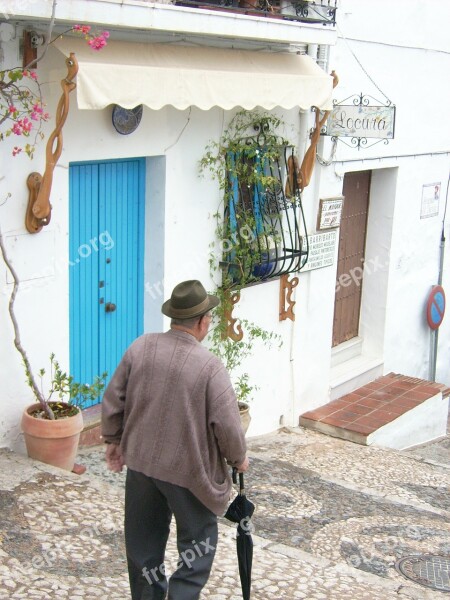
[307,44,318,61]
[430,228,446,381]
[430,170,449,380]
[317,44,330,71]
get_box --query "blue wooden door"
[69,158,145,407]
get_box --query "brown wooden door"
[332,171,371,347]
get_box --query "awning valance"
[55,38,333,112]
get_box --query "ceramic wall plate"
[112,104,143,135]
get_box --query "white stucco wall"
[1,0,450,450]
[322,0,450,393]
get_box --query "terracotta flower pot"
[239,402,251,434]
[21,402,84,471]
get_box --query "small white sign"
[420,182,440,219]
[301,231,337,272]
[317,197,344,230]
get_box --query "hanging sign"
[426,285,445,330]
[325,94,396,149]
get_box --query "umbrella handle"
[232,467,237,484]
[239,472,245,495]
[232,468,245,494]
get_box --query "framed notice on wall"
[301,231,337,272]
[420,183,440,219]
[317,196,344,230]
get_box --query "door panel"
[70,158,145,407]
[332,171,371,347]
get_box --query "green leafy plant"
[199,109,290,191]
[28,354,107,419]
[208,314,281,406]
[0,16,111,420]
[206,277,282,410]
[201,111,287,408]
[200,109,292,288]
[0,227,107,421]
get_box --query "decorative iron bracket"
[25,53,78,233]
[279,273,299,321]
[235,116,288,149]
[221,290,243,341]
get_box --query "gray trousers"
[125,468,218,600]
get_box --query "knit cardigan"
[101,329,247,515]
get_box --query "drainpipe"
[430,223,446,381]
[430,172,449,381]
[307,43,318,62]
[317,44,330,72]
[289,44,330,424]
[290,95,313,426]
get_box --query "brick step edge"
[79,423,103,447]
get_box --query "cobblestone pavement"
[0,427,449,599]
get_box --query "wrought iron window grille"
[219,120,309,288]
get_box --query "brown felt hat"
[161,280,220,319]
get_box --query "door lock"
[105,302,116,313]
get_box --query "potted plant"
[0,22,110,471]
[0,230,106,471]
[21,354,106,471]
[251,232,280,278]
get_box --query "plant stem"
[0,228,55,419]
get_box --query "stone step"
[79,404,102,447]
[300,373,450,450]
[329,355,384,401]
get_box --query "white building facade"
[0,0,449,450]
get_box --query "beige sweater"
[101,329,247,515]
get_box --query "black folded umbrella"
[224,469,255,600]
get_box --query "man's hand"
[236,456,249,473]
[105,443,125,473]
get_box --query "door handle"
[105,302,116,313]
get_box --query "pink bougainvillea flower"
[22,118,32,132]
[8,105,17,113]
[73,24,91,34]
[22,69,36,78]
[88,35,107,50]
[12,122,22,135]
[73,24,109,51]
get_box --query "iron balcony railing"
[174,0,337,25]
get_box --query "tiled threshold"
[300,373,450,450]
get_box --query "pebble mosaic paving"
[0,426,448,599]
